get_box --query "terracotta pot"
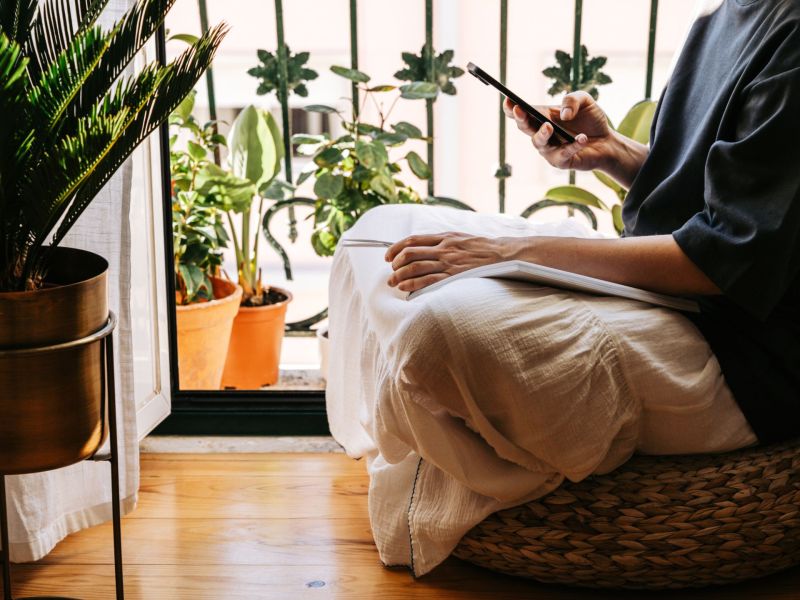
[0,247,109,475]
[221,287,292,389]
[176,277,242,390]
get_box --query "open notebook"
[341,239,700,313]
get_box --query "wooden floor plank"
[3,452,800,599]
[134,474,369,519]
[36,517,378,566]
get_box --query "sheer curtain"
[4,0,140,562]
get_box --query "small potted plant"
[294,66,432,256]
[0,2,224,472]
[218,106,293,389]
[291,66,435,377]
[170,93,243,390]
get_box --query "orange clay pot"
[176,277,242,390]
[221,287,292,389]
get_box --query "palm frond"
[0,34,31,202]
[22,64,161,248]
[26,0,177,161]
[25,0,108,78]
[0,0,228,291]
[51,23,228,246]
[28,25,108,137]
[69,0,177,120]
[23,106,129,242]
[0,0,37,46]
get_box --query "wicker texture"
[454,439,800,589]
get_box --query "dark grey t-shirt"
[623,0,800,443]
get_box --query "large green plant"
[294,67,429,257]
[169,92,229,305]
[221,105,286,306]
[0,0,226,292]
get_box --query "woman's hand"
[504,92,648,188]
[385,233,509,292]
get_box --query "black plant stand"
[0,313,124,600]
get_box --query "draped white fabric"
[327,204,756,575]
[4,0,139,562]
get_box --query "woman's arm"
[504,92,649,188]
[386,233,720,297]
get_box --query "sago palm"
[0,0,227,292]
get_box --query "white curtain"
[5,0,140,562]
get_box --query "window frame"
[153,25,328,436]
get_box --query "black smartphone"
[467,62,576,146]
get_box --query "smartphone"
[467,62,576,146]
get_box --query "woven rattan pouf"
[453,438,800,589]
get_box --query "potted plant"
[0,1,224,472]
[290,66,435,375]
[170,93,242,390]
[294,66,432,255]
[218,105,293,389]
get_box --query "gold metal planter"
[0,247,109,475]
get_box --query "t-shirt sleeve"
[673,61,800,320]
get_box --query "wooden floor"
[4,452,800,599]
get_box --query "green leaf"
[314,172,344,199]
[369,172,397,200]
[392,121,424,139]
[178,264,211,303]
[351,164,372,182]
[313,146,344,168]
[366,84,396,92]
[261,178,295,200]
[169,33,200,45]
[399,81,439,100]
[543,185,608,211]
[187,140,207,161]
[354,140,387,169]
[611,204,624,235]
[296,167,316,186]
[292,134,327,145]
[330,65,370,83]
[405,151,431,179]
[305,104,339,114]
[228,105,280,187]
[375,132,407,146]
[617,100,657,145]
[593,170,627,200]
[311,229,337,257]
[265,108,285,170]
[173,90,196,121]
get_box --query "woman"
[328,0,799,576]
[385,0,800,445]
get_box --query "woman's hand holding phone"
[504,91,648,189]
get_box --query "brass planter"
[0,247,109,475]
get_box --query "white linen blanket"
[326,204,756,576]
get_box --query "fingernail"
[387,278,395,287]
[577,133,588,144]
[561,107,573,120]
